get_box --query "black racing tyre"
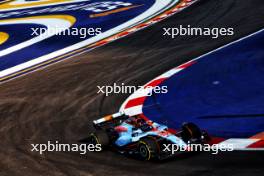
[89,130,110,147]
[181,122,202,141]
[138,137,159,160]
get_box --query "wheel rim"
[139,144,149,159]
[90,134,99,144]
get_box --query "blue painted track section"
[143,30,264,138]
[0,0,155,71]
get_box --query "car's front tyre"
[181,122,202,142]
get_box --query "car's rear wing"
[93,112,127,125]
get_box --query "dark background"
[0,0,264,175]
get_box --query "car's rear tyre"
[138,137,159,160]
[181,122,202,141]
[89,130,110,148]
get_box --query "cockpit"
[125,116,153,132]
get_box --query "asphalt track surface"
[0,0,264,176]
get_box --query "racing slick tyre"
[138,137,159,161]
[89,130,110,148]
[181,122,202,141]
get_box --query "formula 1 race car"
[88,112,210,160]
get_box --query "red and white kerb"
[120,60,196,116]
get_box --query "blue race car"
[89,112,210,160]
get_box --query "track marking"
[119,26,264,150]
[0,31,9,45]
[1,0,187,82]
[0,15,76,57]
[90,4,144,18]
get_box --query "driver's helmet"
[135,118,146,128]
[125,116,146,128]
